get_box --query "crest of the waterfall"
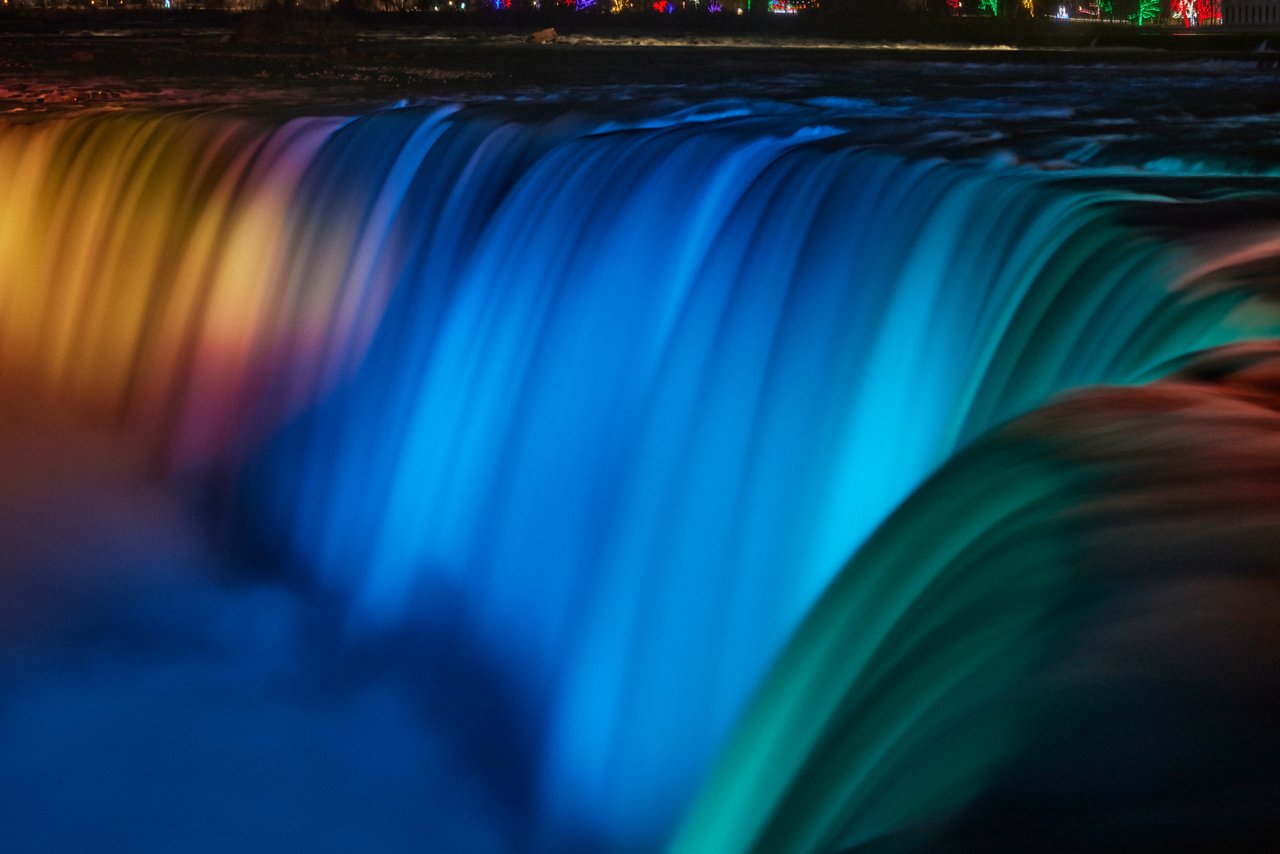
[5,103,1280,848]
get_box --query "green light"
[1131,0,1159,24]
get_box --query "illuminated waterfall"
[0,112,347,466]
[2,104,1279,847]
[677,342,1280,852]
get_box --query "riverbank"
[4,10,1280,113]
[3,6,1280,50]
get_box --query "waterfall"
[676,341,1280,852]
[3,103,1279,847]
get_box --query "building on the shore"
[1223,0,1280,24]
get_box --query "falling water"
[678,342,1280,852]
[3,103,1280,848]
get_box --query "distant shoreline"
[2,7,1280,52]
[5,7,1280,113]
